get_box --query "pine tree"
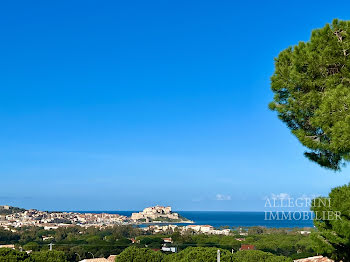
[311,184,350,262]
[269,19,350,170]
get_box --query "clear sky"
[1,0,350,211]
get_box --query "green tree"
[167,247,233,262]
[0,228,20,243]
[140,237,163,249]
[232,250,292,262]
[0,248,32,262]
[30,251,68,262]
[23,242,40,252]
[116,246,164,262]
[116,246,293,262]
[311,184,350,262]
[269,19,350,170]
[248,226,265,235]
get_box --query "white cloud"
[263,193,291,200]
[263,193,322,201]
[299,193,320,199]
[273,193,290,200]
[216,194,231,201]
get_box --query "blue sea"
[75,211,314,228]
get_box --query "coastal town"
[0,205,130,229]
[0,205,195,229]
[0,205,242,238]
[0,205,329,262]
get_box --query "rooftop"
[294,256,334,262]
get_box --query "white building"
[162,246,177,253]
[186,225,214,233]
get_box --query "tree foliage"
[269,19,350,170]
[0,225,315,260]
[0,249,67,262]
[232,250,292,262]
[166,247,233,262]
[311,183,350,262]
[116,246,292,262]
[116,246,164,262]
[30,251,68,262]
[0,248,32,262]
[23,242,40,252]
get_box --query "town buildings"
[0,208,129,228]
[143,224,231,235]
[0,205,193,228]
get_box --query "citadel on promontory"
[131,205,191,223]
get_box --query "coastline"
[72,211,314,228]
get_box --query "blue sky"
[1,0,350,211]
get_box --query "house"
[210,229,231,235]
[127,238,140,244]
[294,256,334,262]
[235,238,245,241]
[199,225,214,233]
[161,246,177,253]
[0,244,15,249]
[42,236,54,241]
[186,225,214,233]
[239,244,256,250]
[162,237,172,243]
[298,230,311,235]
[44,225,58,230]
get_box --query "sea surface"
[74,211,314,228]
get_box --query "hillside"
[0,205,26,215]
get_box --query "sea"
[75,211,314,228]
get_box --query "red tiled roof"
[240,244,255,250]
